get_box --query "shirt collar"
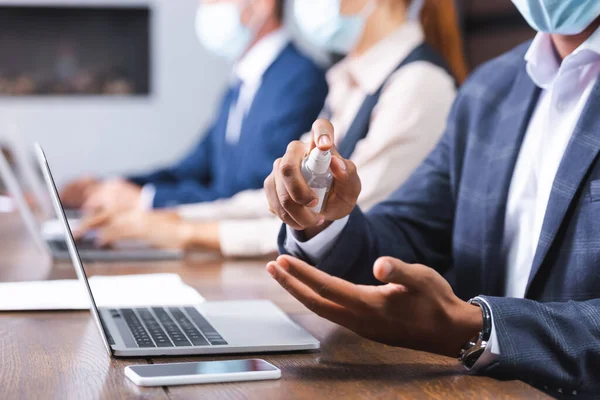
[234,28,290,85]
[526,27,600,89]
[326,21,425,95]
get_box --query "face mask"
[512,0,600,35]
[195,2,252,60]
[294,0,375,54]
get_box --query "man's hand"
[60,177,99,209]
[266,255,483,357]
[264,119,361,238]
[82,179,142,213]
[75,209,191,249]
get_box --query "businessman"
[61,0,327,211]
[265,1,600,396]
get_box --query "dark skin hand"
[264,119,361,239]
[266,255,483,357]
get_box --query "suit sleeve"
[278,91,468,285]
[127,125,214,192]
[126,90,234,208]
[479,296,600,394]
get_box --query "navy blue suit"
[279,42,600,395]
[129,43,327,208]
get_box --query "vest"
[325,43,454,159]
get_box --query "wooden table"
[0,213,549,399]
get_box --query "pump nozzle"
[306,148,331,175]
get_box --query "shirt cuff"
[219,218,281,257]
[471,296,500,371]
[139,184,156,211]
[283,216,349,264]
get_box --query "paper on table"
[0,273,205,311]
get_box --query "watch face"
[463,347,485,369]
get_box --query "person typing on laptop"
[60,0,327,213]
[263,1,600,395]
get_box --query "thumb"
[373,257,430,290]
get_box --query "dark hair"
[275,0,285,21]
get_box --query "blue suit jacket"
[279,42,600,395]
[129,43,327,208]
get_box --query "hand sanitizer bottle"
[301,147,333,213]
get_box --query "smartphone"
[125,359,281,387]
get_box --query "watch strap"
[459,297,492,369]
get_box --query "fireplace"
[0,4,151,96]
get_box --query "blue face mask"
[512,0,600,35]
[294,0,375,54]
[195,2,252,60]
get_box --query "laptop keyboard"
[49,238,99,252]
[114,307,227,348]
[64,208,83,219]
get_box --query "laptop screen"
[34,143,113,356]
[0,148,49,254]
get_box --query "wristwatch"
[459,297,492,369]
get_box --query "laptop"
[4,130,80,219]
[35,143,320,356]
[0,148,183,262]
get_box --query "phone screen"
[130,359,278,378]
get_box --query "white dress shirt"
[176,22,456,257]
[285,28,600,368]
[504,32,600,299]
[139,28,291,209]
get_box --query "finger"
[266,261,360,330]
[267,160,303,230]
[327,158,361,209]
[59,184,76,200]
[264,171,279,216]
[373,257,433,291]
[276,255,375,314]
[310,119,335,152]
[96,222,130,247]
[309,119,344,166]
[275,167,323,229]
[75,211,113,237]
[83,182,99,199]
[329,156,350,181]
[82,194,102,212]
[279,141,317,207]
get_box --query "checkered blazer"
[279,41,600,395]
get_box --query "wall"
[0,0,231,185]
[461,0,535,67]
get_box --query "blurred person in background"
[61,0,327,212]
[76,0,467,255]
